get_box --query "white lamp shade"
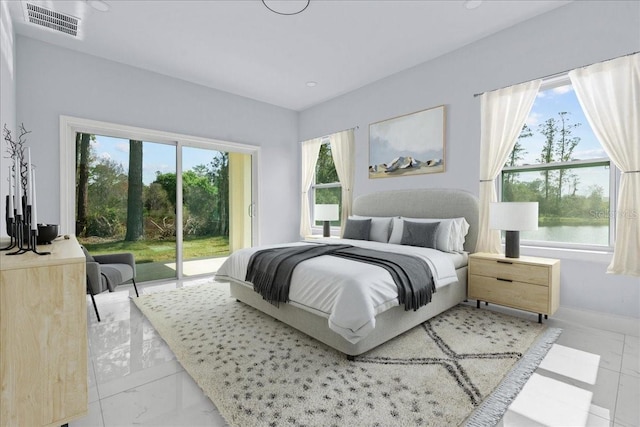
[314,204,339,221]
[490,202,539,231]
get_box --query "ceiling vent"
[22,2,80,37]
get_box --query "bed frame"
[229,188,479,357]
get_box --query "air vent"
[22,2,80,37]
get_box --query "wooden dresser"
[0,235,87,426]
[468,252,560,323]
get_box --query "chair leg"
[89,291,101,322]
[132,278,139,297]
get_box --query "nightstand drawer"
[470,258,550,286]
[468,274,549,313]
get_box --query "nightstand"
[468,252,560,323]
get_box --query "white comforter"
[215,238,459,344]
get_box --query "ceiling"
[8,0,571,111]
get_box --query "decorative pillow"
[342,218,372,241]
[351,215,392,243]
[389,216,470,252]
[389,217,454,252]
[401,220,440,248]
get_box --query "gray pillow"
[342,218,372,241]
[352,215,392,243]
[401,220,440,248]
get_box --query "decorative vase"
[37,224,59,244]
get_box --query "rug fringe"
[463,327,562,427]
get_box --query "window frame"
[310,138,342,235]
[498,76,619,252]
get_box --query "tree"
[86,157,127,237]
[125,140,144,241]
[316,143,339,184]
[208,153,229,236]
[538,118,558,202]
[76,133,91,236]
[503,124,533,201]
[154,172,177,210]
[506,124,532,167]
[554,112,580,201]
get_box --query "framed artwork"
[369,105,445,179]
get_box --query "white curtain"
[299,137,322,237]
[329,129,355,234]
[569,53,640,276]
[476,80,541,253]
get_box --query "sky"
[522,84,605,163]
[90,136,223,185]
[513,83,610,197]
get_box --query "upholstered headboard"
[352,188,479,253]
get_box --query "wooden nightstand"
[468,252,560,323]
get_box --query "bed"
[215,188,479,357]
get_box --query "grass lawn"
[80,235,229,264]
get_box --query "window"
[312,140,342,228]
[501,78,616,248]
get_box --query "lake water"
[521,225,609,246]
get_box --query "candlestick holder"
[4,204,49,256]
[5,213,27,255]
[0,217,17,250]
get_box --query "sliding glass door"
[179,146,252,277]
[74,131,254,282]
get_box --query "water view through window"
[502,82,611,247]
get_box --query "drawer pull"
[497,277,513,282]
[497,260,513,265]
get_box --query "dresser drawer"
[470,257,550,286]
[468,274,549,314]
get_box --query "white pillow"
[389,217,469,253]
[453,217,470,252]
[350,215,393,243]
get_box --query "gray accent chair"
[82,246,139,322]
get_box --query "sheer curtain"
[299,137,322,237]
[329,129,355,232]
[569,53,640,276]
[476,80,541,253]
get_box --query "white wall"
[299,1,640,319]
[15,36,300,245]
[0,0,16,237]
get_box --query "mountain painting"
[369,105,445,178]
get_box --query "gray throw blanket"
[246,244,353,306]
[246,244,435,311]
[331,246,435,311]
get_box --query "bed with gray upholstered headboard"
[217,188,479,357]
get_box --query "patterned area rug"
[133,282,560,427]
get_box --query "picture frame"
[369,105,445,179]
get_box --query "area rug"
[133,282,561,427]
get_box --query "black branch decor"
[3,123,32,194]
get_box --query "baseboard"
[460,300,639,337]
[553,305,639,337]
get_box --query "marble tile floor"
[70,277,639,427]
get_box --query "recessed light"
[87,0,110,12]
[464,0,482,10]
[306,81,317,87]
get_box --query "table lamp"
[314,204,339,237]
[489,202,538,258]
